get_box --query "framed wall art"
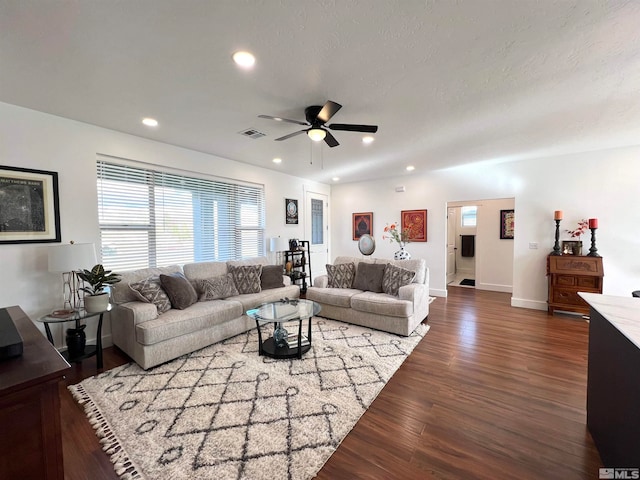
[500,209,515,240]
[352,212,373,240]
[285,198,298,225]
[401,209,427,242]
[0,166,61,244]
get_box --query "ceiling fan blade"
[274,130,307,141]
[324,130,340,147]
[258,115,308,126]
[327,123,378,133]
[317,101,342,124]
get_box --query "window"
[311,198,324,245]
[461,206,477,227]
[97,160,265,271]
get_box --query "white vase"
[394,243,411,260]
[84,293,109,313]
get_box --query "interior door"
[446,207,457,284]
[304,191,328,285]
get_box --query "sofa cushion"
[382,264,416,296]
[261,265,285,290]
[129,276,172,314]
[350,291,413,318]
[326,262,355,288]
[305,286,360,308]
[113,265,182,304]
[229,264,263,294]
[352,262,386,293]
[160,272,198,310]
[194,274,240,301]
[183,261,228,281]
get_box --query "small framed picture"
[562,240,582,256]
[352,212,373,240]
[0,166,61,244]
[500,209,515,240]
[285,198,298,225]
[401,209,427,242]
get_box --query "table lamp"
[269,237,289,266]
[48,242,97,310]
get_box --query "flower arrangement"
[383,222,413,245]
[567,219,589,240]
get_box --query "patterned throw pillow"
[382,264,416,296]
[261,265,285,290]
[129,276,172,314]
[326,262,356,288]
[159,272,198,310]
[229,265,263,294]
[194,274,240,301]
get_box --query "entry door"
[446,207,457,284]
[304,191,328,284]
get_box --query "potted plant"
[77,264,121,313]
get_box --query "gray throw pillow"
[229,264,263,294]
[352,262,387,293]
[194,274,240,301]
[129,276,172,314]
[160,272,198,310]
[326,262,356,288]
[261,265,285,290]
[382,263,416,296]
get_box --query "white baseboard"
[476,283,512,293]
[430,288,448,297]
[511,297,547,311]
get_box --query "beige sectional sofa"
[305,256,430,336]
[110,257,299,369]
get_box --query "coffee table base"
[259,337,311,359]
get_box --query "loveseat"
[305,256,430,336]
[110,257,299,369]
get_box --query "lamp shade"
[307,128,326,142]
[269,237,289,252]
[48,243,97,272]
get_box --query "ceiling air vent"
[238,128,266,139]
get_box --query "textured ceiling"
[1,0,639,184]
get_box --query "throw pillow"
[382,263,416,296]
[326,262,356,288]
[194,274,240,301]
[261,264,285,290]
[160,272,198,310]
[129,276,172,314]
[352,262,387,293]
[229,264,263,294]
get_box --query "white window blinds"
[96,160,265,271]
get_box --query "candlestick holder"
[550,219,562,255]
[587,227,601,257]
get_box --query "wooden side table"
[38,305,111,369]
[0,306,70,479]
[546,255,604,315]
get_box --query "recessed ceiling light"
[142,117,158,127]
[406,165,415,171]
[272,158,282,164]
[362,136,374,144]
[232,51,255,68]
[332,177,340,182]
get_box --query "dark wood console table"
[547,255,603,315]
[0,306,70,479]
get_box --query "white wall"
[0,102,329,348]
[329,149,640,305]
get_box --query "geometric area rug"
[69,319,430,480]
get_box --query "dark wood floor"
[60,287,602,479]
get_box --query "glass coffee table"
[247,299,321,359]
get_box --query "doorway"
[446,204,477,289]
[304,190,329,283]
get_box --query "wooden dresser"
[546,255,603,315]
[0,306,70,479]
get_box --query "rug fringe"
[68,383,145,480]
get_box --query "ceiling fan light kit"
[259,100,378,148]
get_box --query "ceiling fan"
[258,100,378,147]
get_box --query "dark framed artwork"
[0,166,61,244]
[285,198,298,225]
[500,209,515,240]
[352,212,373,241]
[401,209,427,242]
